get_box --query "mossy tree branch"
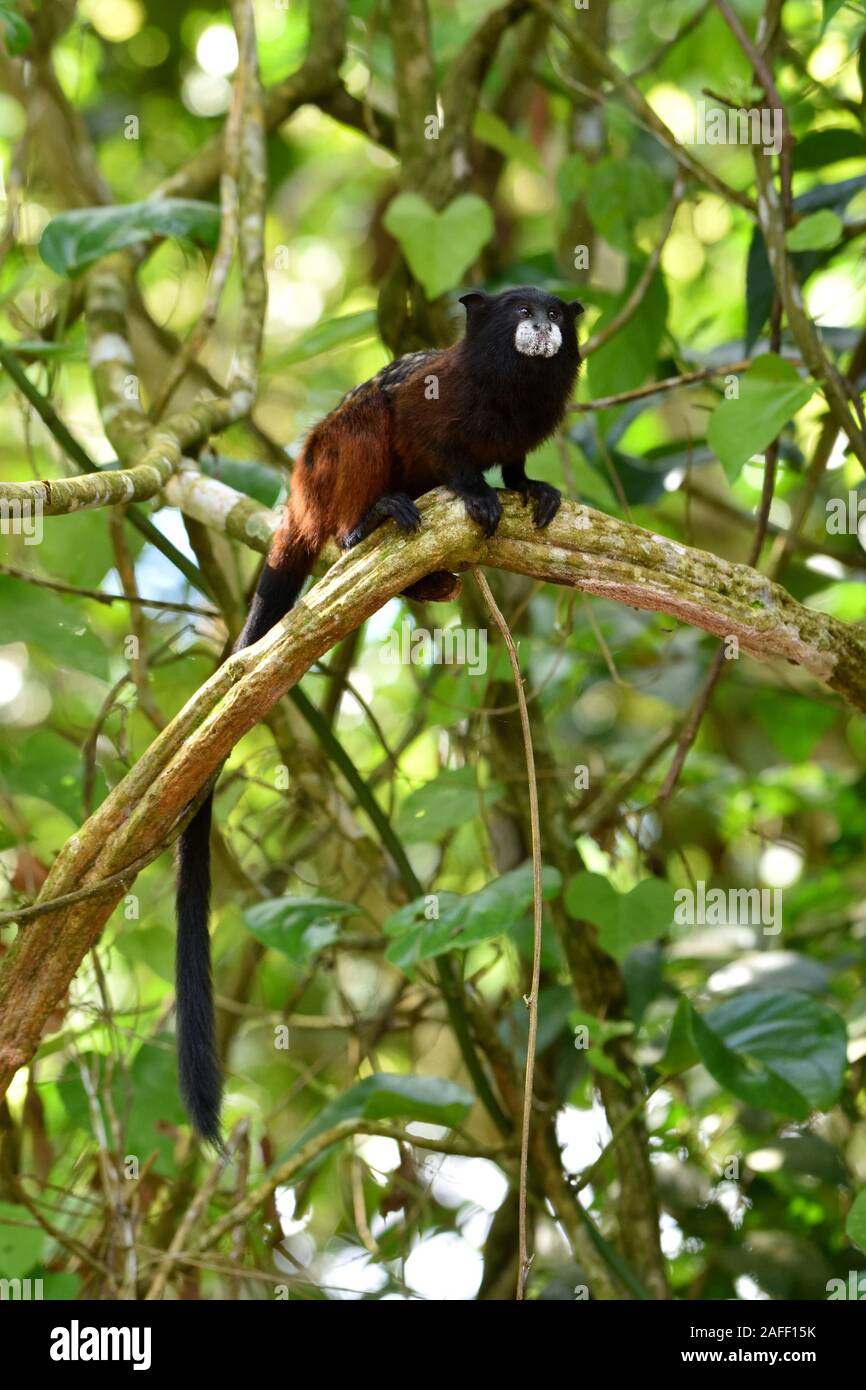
[1,488,865,1099]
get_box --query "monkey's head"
[459,286,584,366]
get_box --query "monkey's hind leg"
[402,572,462,602]
[340,492,421,550]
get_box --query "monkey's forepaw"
[388,495,423,534]
[462,490,502,538]
[521,481,561,529]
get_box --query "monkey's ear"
[568,299,585,320]
[459,290,490,315]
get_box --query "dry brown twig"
[472,568,543,1301]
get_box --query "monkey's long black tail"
[175,552,314,1146]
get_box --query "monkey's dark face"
[512,293,569,358]
[459,286,584,369]
[456,287,583,448]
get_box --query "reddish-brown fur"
[174,286,582,1144]
[270,387,398,564]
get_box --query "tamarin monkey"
[175,285,584,1143]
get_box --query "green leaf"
[289,1073,476,1158]
[692,990,848,1119]
[847,1189,866,1254]
[792,128,866,172]
[114,926,177,984]
[820,0,846,32]
[61,1042,186,1166]
[570,1007,634,1046]
[39,199,220,278]
[200,455,283,507]
[659,997,700,1074]
[244,897,359,964]
[0,730,102,821]
[785,209,843,252]
[585,157,668,251]
[383,193,494,300]
[584,266,668,404]
[0,1202,44,1277]
[751,689,838,761]
[394,766,505,843]
[268,309,379,369]
[473,110,542,170]
[0,338,83,360]
[707,354,816,481]
[807,580,866,622]
[571,1003,634,1086]
[745,177,866,345]
[0,6,33,55]
[556,153,589,208]
[0,576,109,679]
[40,1272,81,1300]
[564,872,675,961]
[585,1050,630,1086]
[383,863,562,974]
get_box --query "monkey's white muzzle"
[514,321,562,358]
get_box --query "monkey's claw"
[341,493,422,550]
[390,496,423,534]
[463,491,502,538]
[522,481,561,529]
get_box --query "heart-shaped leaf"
[39,199,220,278]
[707,353,816,481]
[383,193,494,300]
[564,872,675,961]
[691,990,848,1119]
[244,897,360,964]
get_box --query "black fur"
[174,558,310,1145]
[341,492,422,549]
[173,286,583,1144]
[175,794,221,1146]
[457,287,583,455]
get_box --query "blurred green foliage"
[1,0,866,1303]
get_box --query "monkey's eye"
[548,309,560,321]
[518,305,531,316]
